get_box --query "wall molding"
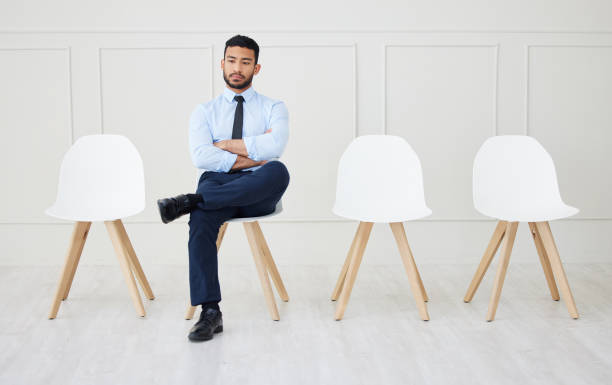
[0,47,74,144]
[383,44,499,136]
[97,46,214,134]
[261,43,358,138]
[524,44,612,136]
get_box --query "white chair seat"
[226,202,282,223]
[477,203,579,223]
[333,205,431,223]
[46,202,144,222]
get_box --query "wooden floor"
[1,263,611,385]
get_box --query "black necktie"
[232,95,245,139]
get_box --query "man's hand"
[231,155,267,171]
[214,129,272,156]
[214,139,248,157]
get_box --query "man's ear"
[220,59,225,69]
[254,63,261,75]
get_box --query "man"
[157,35,290,342]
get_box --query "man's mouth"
[231,75,244,80]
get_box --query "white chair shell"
[473,135,578,222]
[46,135,145,221]
[333,135,432,223]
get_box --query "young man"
[157,35,290,342]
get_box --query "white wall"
[1,1,611,267]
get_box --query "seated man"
[157,35,290,342]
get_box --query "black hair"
[224,35,260,64]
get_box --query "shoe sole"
[188,325,223,342]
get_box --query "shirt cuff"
[219,151,238,172]
[243,136,259,161]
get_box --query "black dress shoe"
[188,308,223,342]
[157,194,194,224]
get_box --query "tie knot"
[234,95,245,103]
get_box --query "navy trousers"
[188,160,290,306]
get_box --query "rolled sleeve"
[243,101,289,161]
[189,105,237,172]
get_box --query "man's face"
[222,46,261,91]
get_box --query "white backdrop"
[1,0,611,267]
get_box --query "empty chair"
[331,135,431,321]
[47,134,154,318]
[184,202,289,321]
[464,135,579,321]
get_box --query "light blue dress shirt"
[189,87,289,173]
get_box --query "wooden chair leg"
[486,221,519,321]
[528,222,560,301]
[116,220,155,300]
[244,222,280,320]
[464,220,506,302]
[61,222,91,300]
[389,222,430,321]
[331,223,362,301]
[216,222,229,250]
[185,222,228,320]
[403,234,429,302]
[335,221,373,320]
[535,222,579,319]
[185,305,197,320]
[49,221,91,319]
[105,220,145,317]
[252,221,289,302]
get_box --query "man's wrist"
[214,139,247,157]
[230,155,266,171]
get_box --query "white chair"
[47,134,154,319]
[464,135,579,321]
[184,202,289,321]
[331,135,431,321]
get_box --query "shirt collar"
[223,86,256,103]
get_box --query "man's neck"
[226,84,252,94]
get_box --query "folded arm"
[190,105,267,172]
[213,127,272,157]
[214,101,289,162]
[189,105,238,172]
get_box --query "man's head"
[222,35,261,92]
